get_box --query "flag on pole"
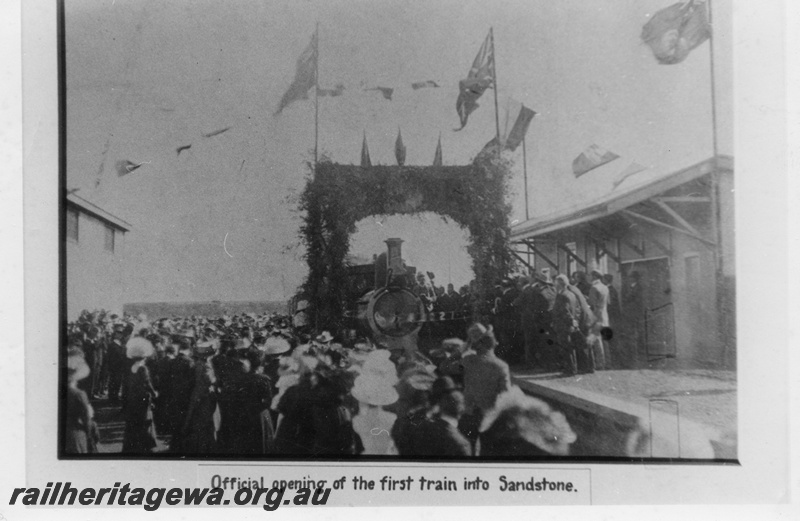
[275,31,318,114]
[395,128,406,166]
[361,132,371,168]
[612,162,648,188]
[572,144,620,177]
[433,134,443,166]
[504,105,536,152]
[455,31,494,131]
[116,160,144,177]
[641,0,711,65]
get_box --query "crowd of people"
[487,267,634,375]
[401,265,635,376]
[64,310,576,457]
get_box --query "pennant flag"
[475,136,501,161]
[455,30,494,131]
[317,83,345,97]
[572,144,620,177]
[642,0,711,65]
[275,31,318,115]
[116,160,144,177]
[612,162,648,188]
[433,134,443,166]
[361,132,372,168]
[504,105,536,152]
[364,86,393,100]
[412,80,440,90]
[203,126,231,138]
[94,137,111,189]
[395,128,406,166]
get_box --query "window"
[66,208,79,241]
[104,225,115,253]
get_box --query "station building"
[510,155,735,369]
[66,193,131,319]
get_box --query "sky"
[65,0,732,304]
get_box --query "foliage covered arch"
[298,158,513,332]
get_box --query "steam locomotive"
[290,238,467,351]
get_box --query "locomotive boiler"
[352,238,425,353]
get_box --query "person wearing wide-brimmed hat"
[181,342,219,454]
[390,360,438,456]
[106,326,129,404]
[153,343,177,435]
[219,350,274,455]
[122,337,159,453]
[456,323,511,453]
[65,351,97,453]
[479,386,576,457]
[351,358,399,455]
[420,376,471,457]
[307,366,359,455]
[163,337,196,453]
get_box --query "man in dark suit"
[514,270,556,368]
[553,275,581,375]
[424,383,471,457]
[106,327,128,403]
[164,337,195,453]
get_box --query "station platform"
[511,367,737,460]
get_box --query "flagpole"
[523,134,529,221]
[706,1,718,159]
[314,22,320,166]
[707,0,721,251]
[490,27,501,150]
[706,0,727,365]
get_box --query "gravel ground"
[512,368,737,438]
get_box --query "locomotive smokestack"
[384,238,405,275]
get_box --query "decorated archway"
[298,158,513,331]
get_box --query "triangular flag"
[642,0,711,65]
[116,160,144,177]
[504,105,536,152]
[475,136,501,162]
[455,30,494,131]
[361,132,372,168]
[364,87,393,100]
[612,162,648,188]
[395,128,406,166]
[433,134,443,166]
[275,31,318,115]
[572,144,620,177]
[203,127,231,138]
[412,80,440,90]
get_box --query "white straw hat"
[126,336,155,359]
[351,374,398,406]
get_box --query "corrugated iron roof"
[66,193,132,231]
[511,155,732,240]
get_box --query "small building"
[66,193,131,320]
[510,156,735,370]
